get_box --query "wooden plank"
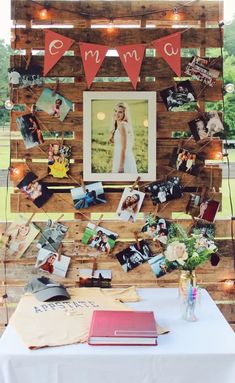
[11,28,223,50]
[11,1,223,22]
[10,191,222,213]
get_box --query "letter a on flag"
[116,44,146,89]
[152,33,181,77]
[79,43,108,88]
[44,30,75,76]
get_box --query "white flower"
[165,241,188,265]
[195,237,209,250]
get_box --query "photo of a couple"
[71,182,106,210]
[160,81,196,111]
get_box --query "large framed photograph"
[83,92,156,182]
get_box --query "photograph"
[83,91,156,182]
[115,240,153,272]
[8,66,44,88]
[48,143,72,178]
[116,187,145,223]
[185,56,220,87]
[191,223,215,240]
[36,88,73,122]
[81,222,118,254]
[71,182,106,210]
[78,269,112,288]
[35,248,71,278]
[141,215,171,245]
[160,80,196,111]
[196,200,220,223]
[16,113,44,149]
[148,253,178,278]
[17,172,53,208]
[186,193,202,216]
[188,111,224,141]
[169,147,204,176]
[146,176,183,205]
[5,216,39,258]
[37,219,68,252]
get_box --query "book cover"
[88,310,158,345]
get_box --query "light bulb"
[171,8,182,21]
[224,279,234,291]
[224,83,234,93]
[39,8,49,20]
[107,19,115,33]
[214,151,223,160]
[4,100,14,110]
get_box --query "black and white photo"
[146,177,183,205]
[160,81,196,111]
[115,240,153,272]
[8,66,44,88]
[37,220,68,252]
[142,214,171,245]
[188,111,224,141]
[185,56,220,87]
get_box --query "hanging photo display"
[48,143,71,178]
[141,214,171,245]
[188,111,224,141]
[37,220,68,252]
[16,113,44,149]
[185,56,220,87]
[160,80,196,111]
[116,187,145,223]
[78,269,112,288]
[169,147,204,176]
[115,240,153,272]
[5,216,39,258]
[146,176,183,205]
[35,248,71,278]
[190,222,215,240]
[17,172,53,208]
[8,66,44,88]
[186,194,220,223]
[81,222,118,255]
[148,253,178,278]
[36,88,72,122]
[71,182,106,210]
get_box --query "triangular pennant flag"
[79,42,109,88]
[152,33,181,77]
[116,44,146,89]
[44,30,75,76]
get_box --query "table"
[0,288,235,383]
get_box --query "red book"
[88,310,158,345]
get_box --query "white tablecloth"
[0,288,235,383]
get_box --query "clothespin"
[30,104,37,115]
[177,139,183,154]
[130,176,141,192]
[52,79,59,97]
[95,214,103,229]
[57,243,63,262]
[79,174,86,193]
[154,203,160,218]
[61,132,64,146]
[134,231,141,250]
[25,212,36,226]
[91,257,97,277]
[54,214,64,224]
[25,52,32,71]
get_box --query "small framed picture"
[16,113,44,149]
[78,269,112,288]
[36,88,72,122]
[37,220,68,252]
[146,176,183,205]
[185,56,220,87]
[160,80,196,111]
[35,248,71,278]
[17,172,53,208]
[8,66,43,87]
[169,148,204,176]
[115,240,153,272]
[141,215,171,245]
[81,222,118,255]
[148,253,178,278]
[48,143,71,178]
[71,182,106,210]
[188,111,224,141]
[116,187,145,223]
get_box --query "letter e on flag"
[152,33,181,77]
[79,43,108,88]
[116,44,146,89]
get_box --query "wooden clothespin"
[52,79,59,97]
[79,174,86,193]
[154,203,160,217]
[25,212,36,226]
[177,139,183,153]
[30,104,37,115]
[130,176,141,192]
[95,214,103,229]
[134,231,141,250]
[57,243,63,262]
[91,257,97,277]
[25,52,32,71]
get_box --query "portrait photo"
[36,88,72,122]
[188,111,224,141]
[35,248,71,278]
[48,143,72,178]
[16,113,44,149]
[8,65,43,88]
[160,80,196,111]
[185,56,220,87]
[141,214,171,245]
[17,172,53,208]
[116,187,145,223]
[81,222,118,255]
[83,91,156,182]
[148,253,178,278]
[37,220,68,252]
[146,176,183,205]
[5,216,39,258]
[115,240,153,272]
[169,147,204,176]
[71,181,106,210]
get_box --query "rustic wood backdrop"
[1,0,234,333]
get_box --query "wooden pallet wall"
[1,0,234,332]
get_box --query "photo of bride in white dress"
[109,102,137,174]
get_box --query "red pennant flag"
[116,44,146,89]
[152,33,181,77]
[44,30,75,76]
[79,42,108,88]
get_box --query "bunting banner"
[44,30,75,76]
[152,32,181,77]
[79,42,109,88]
[116,44,146,89]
